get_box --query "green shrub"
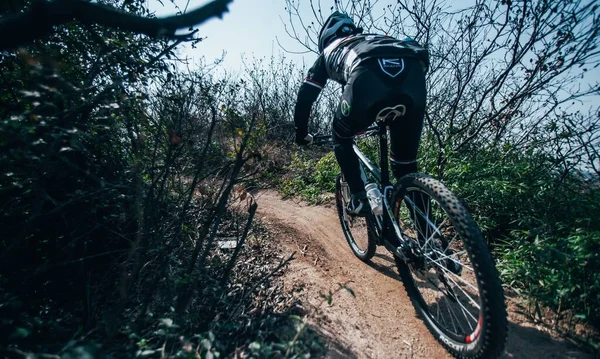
[429,144,600,328]
[279,151,339,203]
[497,229,600,327]
[313,151,340,191]
[278,134,412,202]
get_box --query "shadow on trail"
[373,252,395,264]
[368,252,401,281]
[307,324,359,359]
[502,323,596,358]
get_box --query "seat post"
[374,102,407,187]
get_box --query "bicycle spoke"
[442,295,459,334]
[395,179,508,355]
[442,233,473,270]
[457,296,476,332]
[420,257,478,335]
[405,193,482,314]
[430,249,467,263]
[442,294,465,334]
[446,273,479,310]
[337,176,374,261]
[405,195,446,250]
[423,194,432,247]
[428,258,481,312]
[453,294,478,323]
[445,233,460,252]
[421,208,437,251]
[428,249,474,273]
[425,274,456,332]
[431,274,471,335]
[424,253,479,293]
[435,301,448,329]
[408,195,425,241]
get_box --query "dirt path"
[255,190,595,359]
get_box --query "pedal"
[395,246,410,262]
[383,240,411,262]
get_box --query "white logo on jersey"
[377,58,405,77]
[381,59,402,67]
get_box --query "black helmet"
[318,11,358,52]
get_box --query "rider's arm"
[293,55,329,138]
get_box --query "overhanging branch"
[0,0,233,50]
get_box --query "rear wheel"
[335,174,377,262]
[392,174,507,358]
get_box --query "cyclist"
[293,11,429,216]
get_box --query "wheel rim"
[337,178,372,256]
[395,187,483,343]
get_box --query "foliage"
[283,0,600,179]
[279,150,339,204]
[497,229,600,326]
[111,223,324,359]
[277,133,387,203]
[2,0,600,355]
[278,124,600,332]
[428,141,600,328]
[1,1,182,348]
[0,2,321,357]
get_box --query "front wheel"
[392,173,507,358]
[335,174,377,262]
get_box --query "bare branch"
[0,0,233,50]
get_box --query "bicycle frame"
[350,123,411,259]
[319,120,509,358]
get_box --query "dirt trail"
[255,190,594,359]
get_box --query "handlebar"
[311,124,381,147]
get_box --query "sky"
[148,0,599,110]
[149,0,313,73]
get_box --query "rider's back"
[321,33,430,83]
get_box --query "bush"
[0,20,321,355]
[430,143,600,328]
[497,229,600,327]
[279,151,339,203]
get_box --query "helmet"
[318,11,358,52]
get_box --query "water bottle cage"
[365,183,384,216]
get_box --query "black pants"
[332,57,427,197]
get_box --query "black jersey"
[304,34,429,89]
[294,34,429,135]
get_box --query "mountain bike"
[312,105,508,358]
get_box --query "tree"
[281,0,600,331]
[282,0,600,178]
[0,0,260,351]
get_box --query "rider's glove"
[295,132,313,146]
